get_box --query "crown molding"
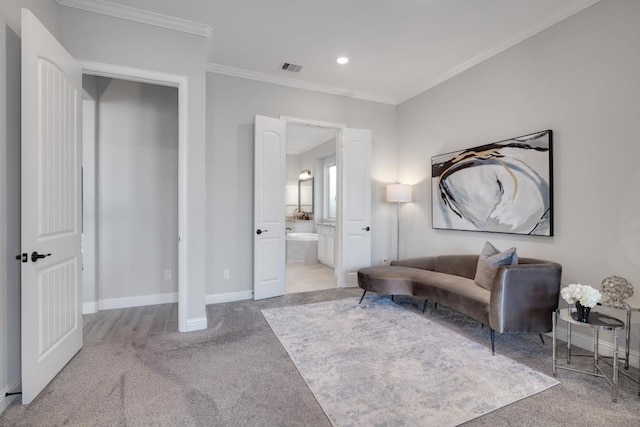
[397,0,601,104]
[206,63,397,106]
[56,0,212,37]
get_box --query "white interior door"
[21,8,83,404]
[339,128,372,286]
[253,115,286,299]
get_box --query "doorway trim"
[79,60,189,332]
[279,116,348,287]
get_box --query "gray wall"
[85,77,178,303]
[0,0,58,413]
[286,153,301,187]
[397,0,640,344]
[206,73,398,296]
[58,6,208,326]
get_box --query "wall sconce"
[299,169,312,179]
[386,183,412,260]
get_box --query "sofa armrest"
[489,263,562,334]
[390,257,437,271]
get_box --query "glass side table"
[552,308,625,402]
[597,303,640,396]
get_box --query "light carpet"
[262,296,559,427]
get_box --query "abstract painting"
[431,130,553,236]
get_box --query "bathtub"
[286,232,318,264]
[286,232,318,242]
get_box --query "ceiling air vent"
[280,62,303,73]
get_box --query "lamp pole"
[386,183,412,260]
[395,201,401,260]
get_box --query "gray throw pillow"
[474,242,518,291]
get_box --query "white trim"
[398,0,602,104]
[554,326,639,369]
[82,301,98,314]
[279,116,346,130]
[79,60,185,87]
[97,293,178,311]
[206,63,397,106]
[0,376,22,414]
[185,316,207,332]
[56,0,212,37]
[79,60,190,333]
[206,291,253,305]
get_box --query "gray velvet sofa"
[357,255,562,353]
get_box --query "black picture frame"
[431,130,553,236]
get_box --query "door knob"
[31,251,52,262]
[256,229,269,235]
[362,226,371,231]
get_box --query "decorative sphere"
[600,275,633,308]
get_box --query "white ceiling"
[287,123,337,155]
[82,0,600,105]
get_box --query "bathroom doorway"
[254,115,371,299]
[284,121,339,294]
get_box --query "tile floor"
[286,262,337,294]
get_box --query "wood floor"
[82,303,178,344]
[83,263,335,342]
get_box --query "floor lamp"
[386,184,412,260]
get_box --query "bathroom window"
[324,163,337,220]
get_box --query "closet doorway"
[81,62,188,331]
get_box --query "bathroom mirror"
[298,177,314,215]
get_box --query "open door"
[253,115,286,299]
[21,9,83,404]
[339,128,372,286]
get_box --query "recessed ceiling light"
[336,57,349,65]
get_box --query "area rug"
[262,296,559,427]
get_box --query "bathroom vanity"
[317,223,336,267]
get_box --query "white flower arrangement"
[560,283,602,308]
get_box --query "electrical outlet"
[382,258,389,266]
[164,269,172,280]
[223,269,230,280]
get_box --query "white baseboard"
[185,316,207,332]
[95,292,178,311]
[84,291,252,314]
[1,376,21,414]
[554,325,639,369]
[205,290,253,305]
[82,301,98,314]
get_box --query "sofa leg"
[434,302,438,311]
[422,299,428,313]
[358,290,367,304]
[490,329,496,355]
[391,295,394,302]
[539,334,545,345]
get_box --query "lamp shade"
[386,183,412,203]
